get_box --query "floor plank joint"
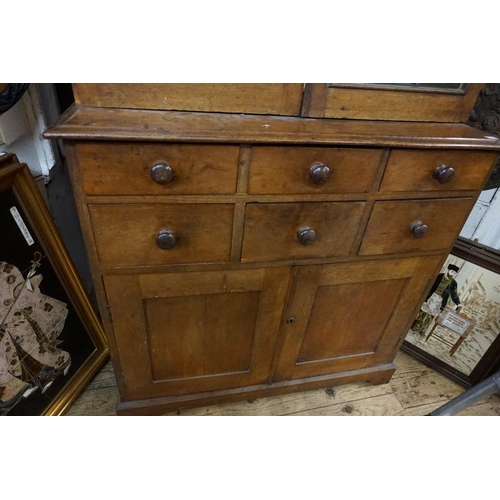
[66,352,500,416]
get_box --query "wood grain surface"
[89,203,234,267]
[248,146,382,194]
[381,149,498,192]
[241,202,365,262]
[73,83,304,116]
[77,142,240,195]
[103,267,291,399]
[273,256,442,381]
[359,198,475,256]
[44,105,500,150]
[303,84,483,122]
[66,352,500,415]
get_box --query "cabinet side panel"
[63,143,128,396]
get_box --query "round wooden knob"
[297,226,316,246]
[156,229,176,250]
[410,221,428,239]
[150,162,174,184]
[433,165,455,184]
[309,163,331,185]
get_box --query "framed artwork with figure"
[0,153,108,415]
[402,237,500,387]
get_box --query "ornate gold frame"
[0,153,108,415]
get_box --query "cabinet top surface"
[44,104,500,150]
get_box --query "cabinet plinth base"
[116,363,396,416]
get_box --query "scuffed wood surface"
[43,105,500,149]
[66,352,500,416]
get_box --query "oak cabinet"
[44,84,500,415]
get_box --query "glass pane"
[329,83,465,92]
[371,83,464,90]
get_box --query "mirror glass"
[371,83,464,90]
[331,83,465,91]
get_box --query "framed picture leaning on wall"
[0,153,108,415]
[402,237,500,387]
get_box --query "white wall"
[460,187,500,250]
[0,84,56,181]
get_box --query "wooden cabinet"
[44,84,500,415]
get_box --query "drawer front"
[76,142,240,196]
[380,149,497,192]
[248,147,382,194]
[241,202,366,263]
[89,204,234,268]
[359,198,475,256]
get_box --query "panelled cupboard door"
[104,267,291,401]
[273,256,442,381]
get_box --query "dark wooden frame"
[401,236,500,388]
[0,153,108,415]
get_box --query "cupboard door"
[104,267,291,400]
[274,256,442,381]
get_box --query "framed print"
[0,153,108,415]
[402,237,500,387]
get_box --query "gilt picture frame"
[402,237,500,388]
[0,153,108,415]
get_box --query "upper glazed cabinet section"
[301,83,483,123]
[72,84,483,122]
[72,84,304,116]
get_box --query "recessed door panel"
[145,292,259,380]
[297,278,407,363]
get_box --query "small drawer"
[241,202,366,263]
[359,198,475,256]
[380,149,497,192]
[89,204,234,268]
[248,146,382,194]
[76,142,240,196]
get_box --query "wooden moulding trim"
[84,191,479,204]
[98,249,450,275]
[43,105,500,150]
[116,363,396,415]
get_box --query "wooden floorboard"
[66,352,500,416]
